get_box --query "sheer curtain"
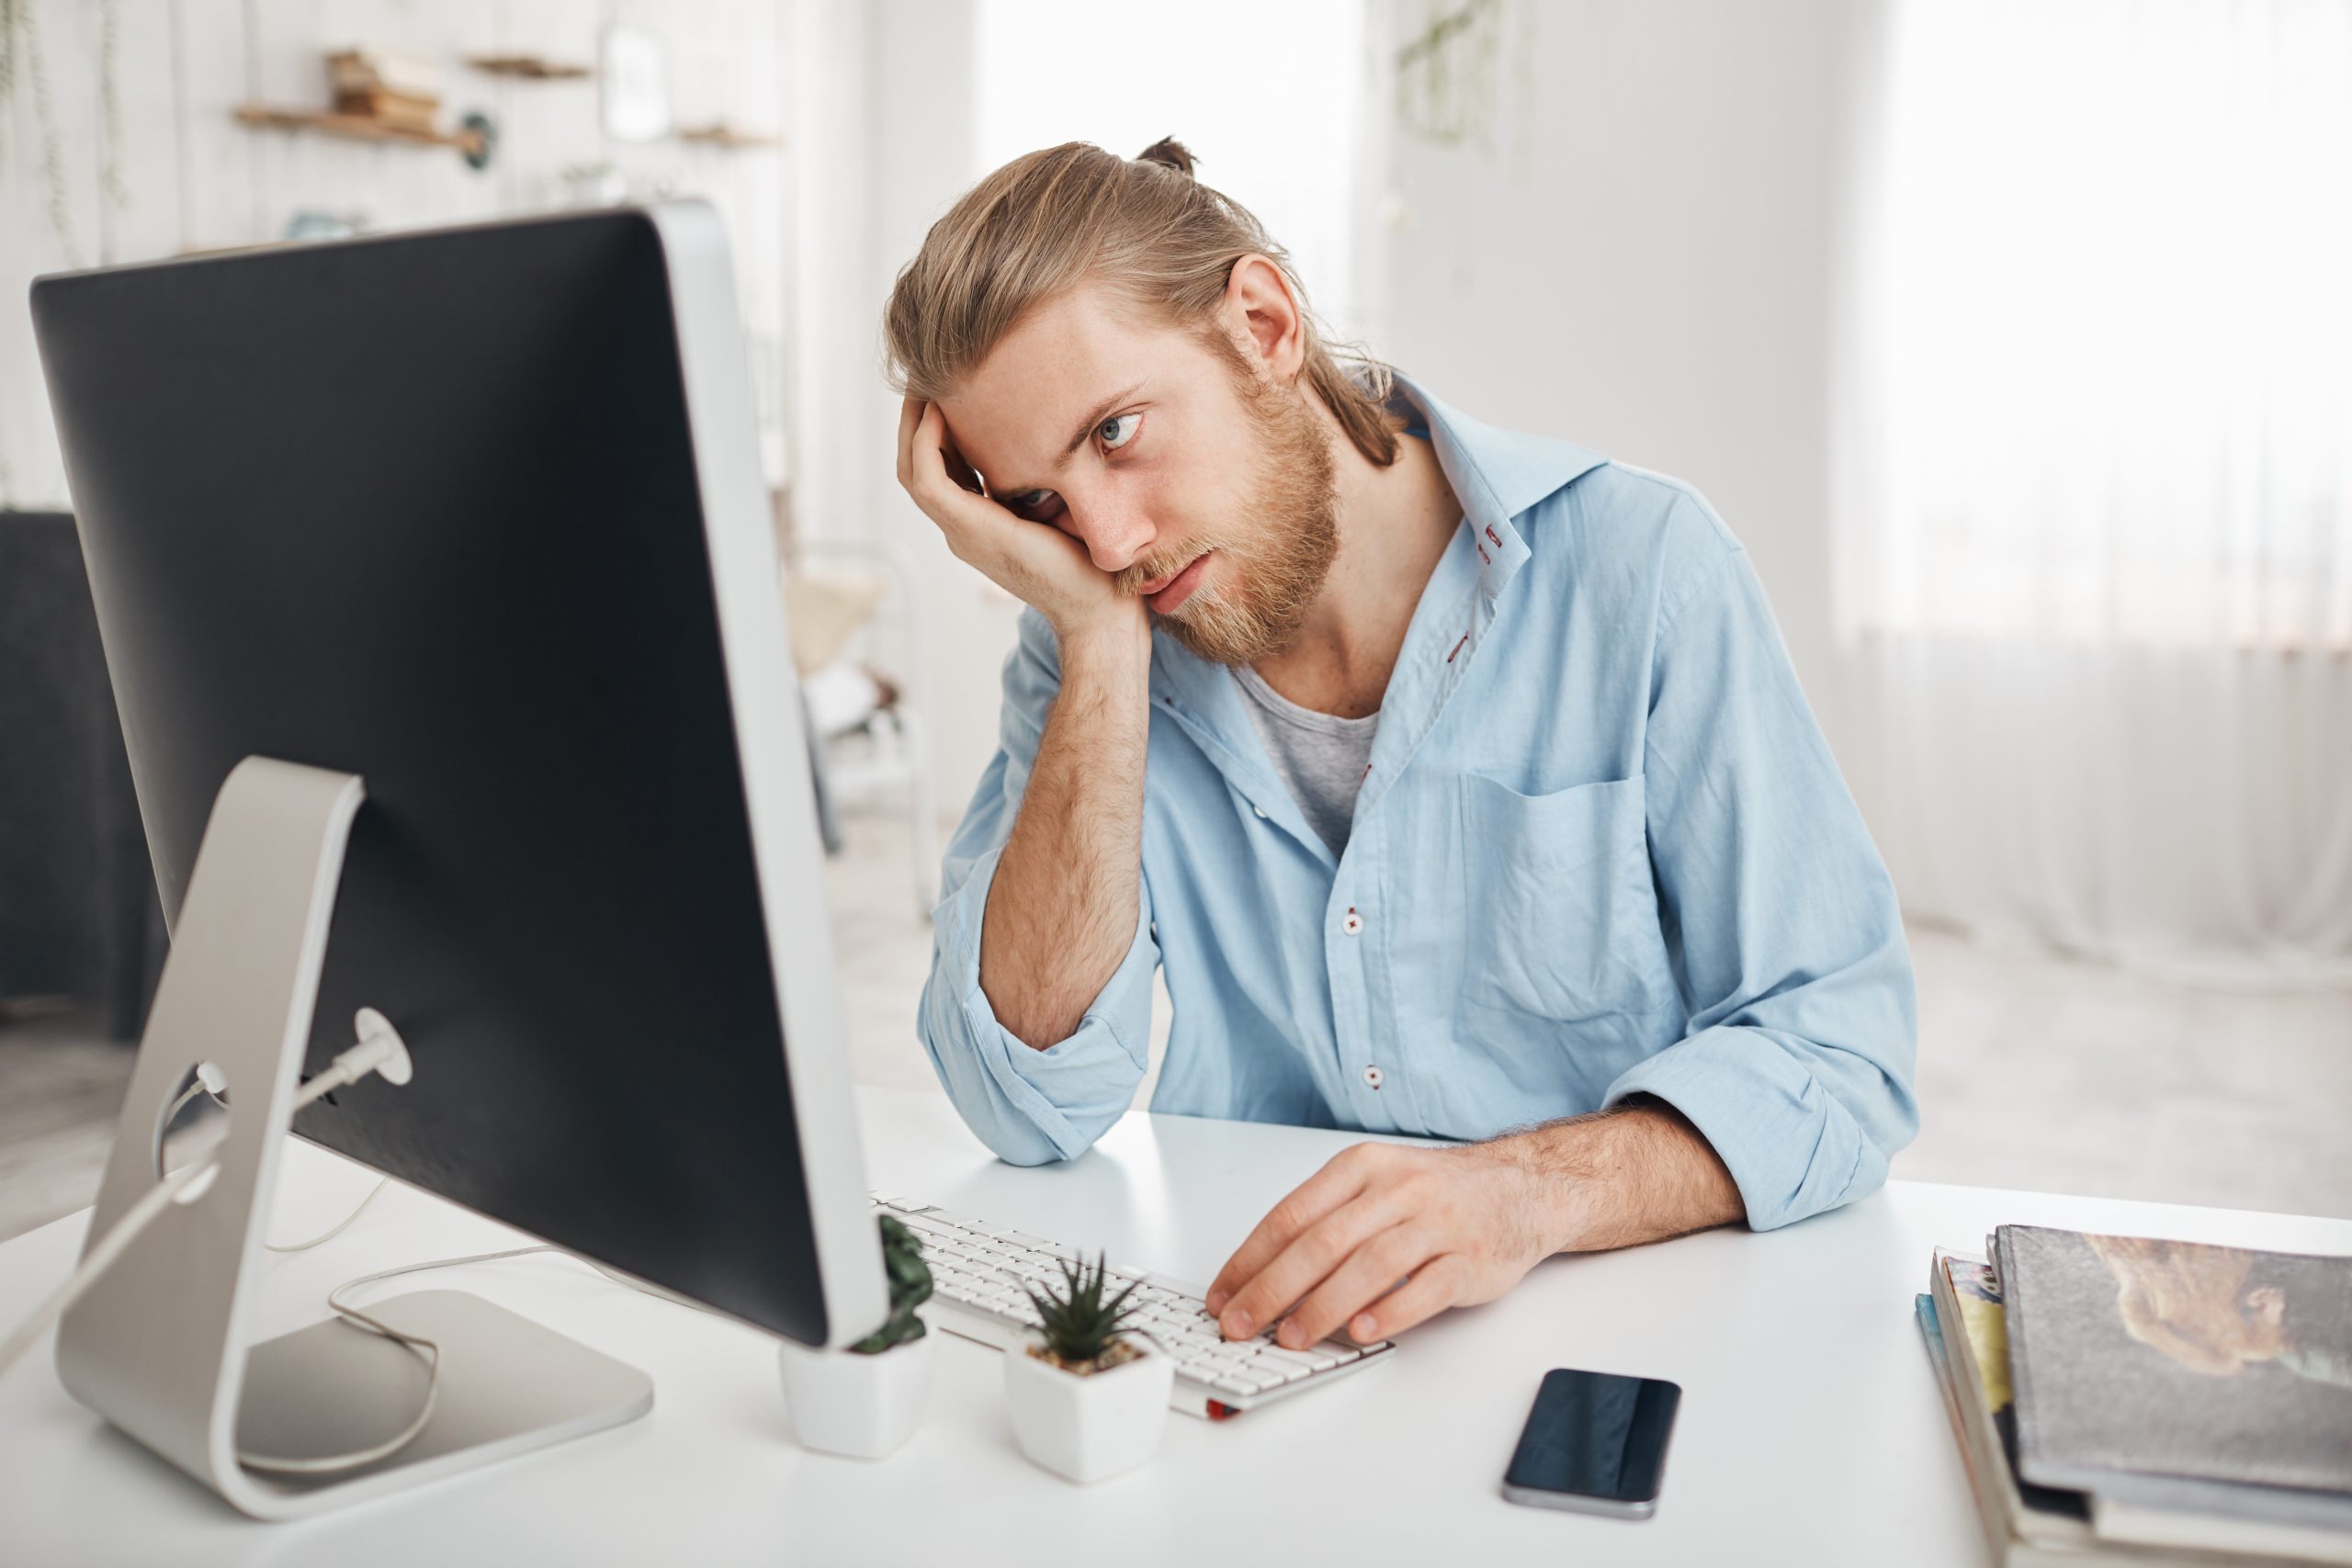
[1833,0,2352,978]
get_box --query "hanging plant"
[0,0,129,270]
[1,0,74,265]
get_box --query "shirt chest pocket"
[1455,772,1674,1024]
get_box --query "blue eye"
[1098,412,1141,450]
[1008,489,1060,520]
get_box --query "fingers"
[1341,1254,1470,1344]
[933,412,986,496]
[1204,1146,1383,1317]
[903,402,994,518]
[895,396,923,491]
[1213,1191,1401,1342]
[1275,1224,1442,1348]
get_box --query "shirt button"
[1253,805,1268,819]
[1341,908,1363,936]
[1363,1066,1384,1089]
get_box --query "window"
[1836,0,2352,652]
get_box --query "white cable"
[0,1031,412,1384]
[232,1242,710,1477]
[0,1158,210,1377]
[3,1016,698,1480]
[265,1179,390,1254]
[150,1072,393,1253]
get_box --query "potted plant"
[776,1215,935,1460]
[1002,1253,1173,1483]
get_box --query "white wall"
[1363,0,1874,753]
[1,0,791,511]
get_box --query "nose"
[1067,495,1156,576]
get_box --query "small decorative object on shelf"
[1002,1252,1173,1484]
[775,1215,937,1461]
[465,53,593,81]
[328,48,441,132]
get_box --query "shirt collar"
[1380,368,1609,604]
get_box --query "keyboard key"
[899,1213,960,1237]
[997,1231,1059,1253]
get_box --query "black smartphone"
[1499,1367,1682,1519]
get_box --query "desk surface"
[4,1086,2347,1566]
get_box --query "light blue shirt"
[917,372,1917,1232]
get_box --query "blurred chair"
[783,538,939,918]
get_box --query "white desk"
[4,1086,2347,1566]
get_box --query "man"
[887,139,1917,1356]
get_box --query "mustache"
[1114,541,1218,601]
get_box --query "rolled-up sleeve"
[1603,500,1918,1229]
[916,609,1159,1165]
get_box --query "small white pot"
[1002,1332,1173,1484]
[777,1326,935,1461]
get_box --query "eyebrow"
[1008,380,1145,491]
[1066,381,1146,459]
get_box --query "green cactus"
[1023,1252,1146,1368]
[849,1214,933,1354]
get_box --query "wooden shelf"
[234,105,492,164]
[466,54,593,81]
[675,122,781,150]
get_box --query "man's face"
[936,285,1338,665]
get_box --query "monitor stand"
[54,757,653,1519]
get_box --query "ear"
[1221,254,1306,385]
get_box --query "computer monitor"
[28,207,886,1456]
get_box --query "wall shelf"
[676,122,780,150]
[466,54,593,81]
[233,106,494,168]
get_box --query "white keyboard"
[869,1192,1395,1419]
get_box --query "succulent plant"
[1021,1252,1147,1368]
[849,1214,933,1354]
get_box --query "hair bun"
[1136,137,1196,177]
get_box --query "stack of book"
[327,49,444,133]
[1919,1226,2352,1565]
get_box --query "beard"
[1114,365,1340,666]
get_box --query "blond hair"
[882,138,1400,469]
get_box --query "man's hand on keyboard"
[1200,1141,1558,1349]
[1201,1099,1746,1348]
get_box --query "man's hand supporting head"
[1202,1096,1746,1349]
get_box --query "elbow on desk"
[1740,1075,1913,1234]
[960,1090,1087,1168]
[912,1004,1091,1170]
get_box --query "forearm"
[979,620,1152,1049]
[1482,1096,1747,1256]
